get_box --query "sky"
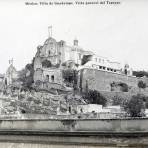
[0,0,148,73]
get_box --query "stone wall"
[79,68,138,92]
[0,118,148,132]
[0,119,148,147]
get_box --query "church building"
[33,28,132,86]
[33,36,90,85]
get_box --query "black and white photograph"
[0,0,148,147]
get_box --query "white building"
[76,104,103,114]
[80,54,122,74]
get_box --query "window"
[99,66,102,69]
[51,75,54,82]
[46,75,49,81]
[95,58,97,62]
[69,106,71,113]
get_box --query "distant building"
[80,54,122,74]
[103,105,122,113]
[76,104,103,114]
[5,63,18,86]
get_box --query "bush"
[110,82,128,92]
[81,55,92,65]
[18,62,34,89]
[133,71,148,78]
[62,69,78,89]
[119,83,128,92]
[124,94,145,117]
[138,80,146,89]
[112,95,124,106]
[83,90,107,106]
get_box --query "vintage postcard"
[0,0,148,147]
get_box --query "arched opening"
[51,75,54,82]
[69,106,71,113]
[42,60,52,68]
[46,75,49,81]
[21,109,26,114]
[5,79,7,85]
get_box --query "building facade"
[33,36,92,84]
[5,64,18,86]
[33,34,127,85]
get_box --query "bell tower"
[74,38,78,46]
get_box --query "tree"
[81,55,92,65]
[110,82,128,92]
[133,71,148,78]
[119,83,128,92]
[124,94,145,117]
[83,90,107,106]
[112,95,123,106]
[18,62,34,89]
[62,69,78,89]
[138,80,146,89]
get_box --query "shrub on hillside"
[110,82,128,92]
[119,83,128,92]
[133,71,148,78]
[83,90,107,106]
[18,62,34,89]
[62,69,78,89]
[124,94,145,117]
[112,95,125,106]
[138,80,146,89]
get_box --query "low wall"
[0,118,148,132]
[79,69,138,92]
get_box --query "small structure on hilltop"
[5,59,18,86]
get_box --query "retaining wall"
[0,118,148,132]
[79,69,138,92]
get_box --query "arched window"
[48,50,50,55]
[51,75,54,82]
[5,79,7,85]
[69,106,71,113]
[46,75,49,81]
